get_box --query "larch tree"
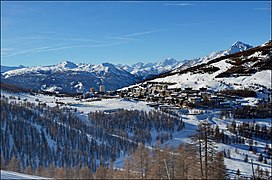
[7,156,21,173]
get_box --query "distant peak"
[232,41,244,45]
[157,58,177,66]
[59,61,77,68]
[18,65,26,68]
[101,62,115,67]
[227,41,253,54]
[231,41,252,48]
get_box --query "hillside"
[1,41,256,94]
[141,40,271,97]
[118,41,253,79]
[1,88,271,178]
[0,170,49,179]
[2,62,139,93]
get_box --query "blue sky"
[1,1,271,66]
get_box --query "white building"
[99,85,105,92]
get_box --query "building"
[99,85,105,93]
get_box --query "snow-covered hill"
[142,40,271,97]
[1,89,271,178]
[2,61,139,93]
[0,41,261,94]
[0,170,49,179]
[176,41,253,71]
[118,58,183,79]
[0,65,25,73]
[118,41,253,79]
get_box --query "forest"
[1,94,270,179]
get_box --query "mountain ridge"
[133,40,271,98]
[2,41,267,94]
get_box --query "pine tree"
[236,169,240,178]
[244,154,248,162]
[258,153,263,162]
[227,149,231,159]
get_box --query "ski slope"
[0,170,50,179]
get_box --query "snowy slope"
[0,65,25,73]
[1,90,271,178]
[145,41,271,97]
[118,41,253,79]
[2,61,139,93]
[177,41,253,71]
[118,58,183,79]
[0,170,50,179]
[1,41,254,93]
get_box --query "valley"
[1,40,271,179]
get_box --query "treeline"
[227,121,272,160]
[0,95,184,174]
[221,102,272,119]
[227,121,271,142]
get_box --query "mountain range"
[136,40,271,99]
[2,41,270,94]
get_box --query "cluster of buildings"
[117,81,241,109]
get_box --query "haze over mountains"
[1,41,270,94]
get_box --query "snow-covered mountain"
[0,65,25,73]
[118,41,253,79]
[1,61,139,93]
[118,58,183,79]
[0,41,258,93]
[176,41,253,71]
[142,40,271,97]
